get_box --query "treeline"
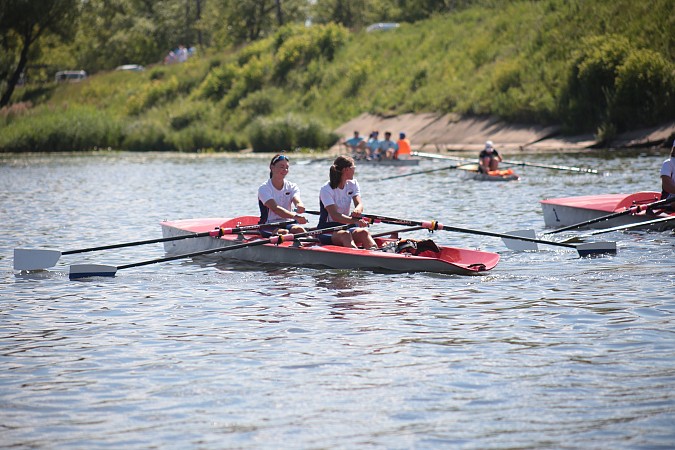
[1,0,674,152]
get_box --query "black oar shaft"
[580,215,675,237]
[350,212,579,249]
[115,224,349,271]
[62,232,212,255]
[117,237,271,270]
[61,220,294,255]
[440,225,575,249]
[380,165,458,181]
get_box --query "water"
[1,150,674,449]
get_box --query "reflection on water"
[1,151,674,448]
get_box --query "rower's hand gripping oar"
[68,224,350,280]
[302,211,615,256]
[14,220,295,271]
[543,196,675,235]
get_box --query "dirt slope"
[332,113,675,154]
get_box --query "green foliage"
[247,115,338,153]
[169,102,204,131]
[612,50,675,130]
[559,35,675,133]
[3,0,674,153]
[122,119,171,152]
[126,76,180,115]
[0,106,122,152]
[149,67,167,81]
[239,89,279,117]
[274,23,349,80]
[194,63,239,101]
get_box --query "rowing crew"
[258,154,377,250]
[344,130,412,161]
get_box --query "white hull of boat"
[540,191,675,230]
[160,217,499,275]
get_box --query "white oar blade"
[502,230,539,251]
[14,248,62,270]
[69,264,118,280]
[575,242,617,257]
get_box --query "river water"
[1,150,674,449]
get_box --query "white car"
[115,64,145,72]
[366,23,399,32]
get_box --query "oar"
[379,165,459,181]
[413,151,598,174]
[543,196,675,235]
[499,158,598,174]
[68,224,350,279]
[559,215,675,243]
[413,151,474,164]
[303,211,615,256]
[14,220,295,271]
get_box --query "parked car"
[115,64,145,72]
[366,23,399,32]
[55,70,87,82]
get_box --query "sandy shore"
[330,113,675,155]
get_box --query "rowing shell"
[541,191,675,230]
[160,216,499,275]
[459,164,520,182]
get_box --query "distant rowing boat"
[459,163,520,182]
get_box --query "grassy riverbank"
[1,0,674,153]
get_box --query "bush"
[0,106,122,152]
[274,23,349,80]
[168,126,244,152]
[558,35,631,132]
[122,120,171,151]
[193,63,239,101]
[168,103,204,131]
[611,49,675,130]
[559,34,675,133]
[126,76,180,115]
[247,115,338,152]
[240,89,277,116]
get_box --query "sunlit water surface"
[1,150,674,449]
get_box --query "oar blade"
[574,242,617,257]
[69,264,118,280]
[501,230,539,251]
[14,248,63,270]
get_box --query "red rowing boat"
[541,191,675,230]
[160,216,500,275]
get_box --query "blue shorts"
[317,222,356,245]
[259,223,295,238]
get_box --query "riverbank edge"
[329,113,675,155]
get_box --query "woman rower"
[478,140,503,173]
[660,139,675,205]
[317,155,377,249]
[258,154,308,236]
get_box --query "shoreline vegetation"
[1,0,674,154]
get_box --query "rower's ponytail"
[329,155,355,188]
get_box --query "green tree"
[0,0,79,107]
[204,0,308,47]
